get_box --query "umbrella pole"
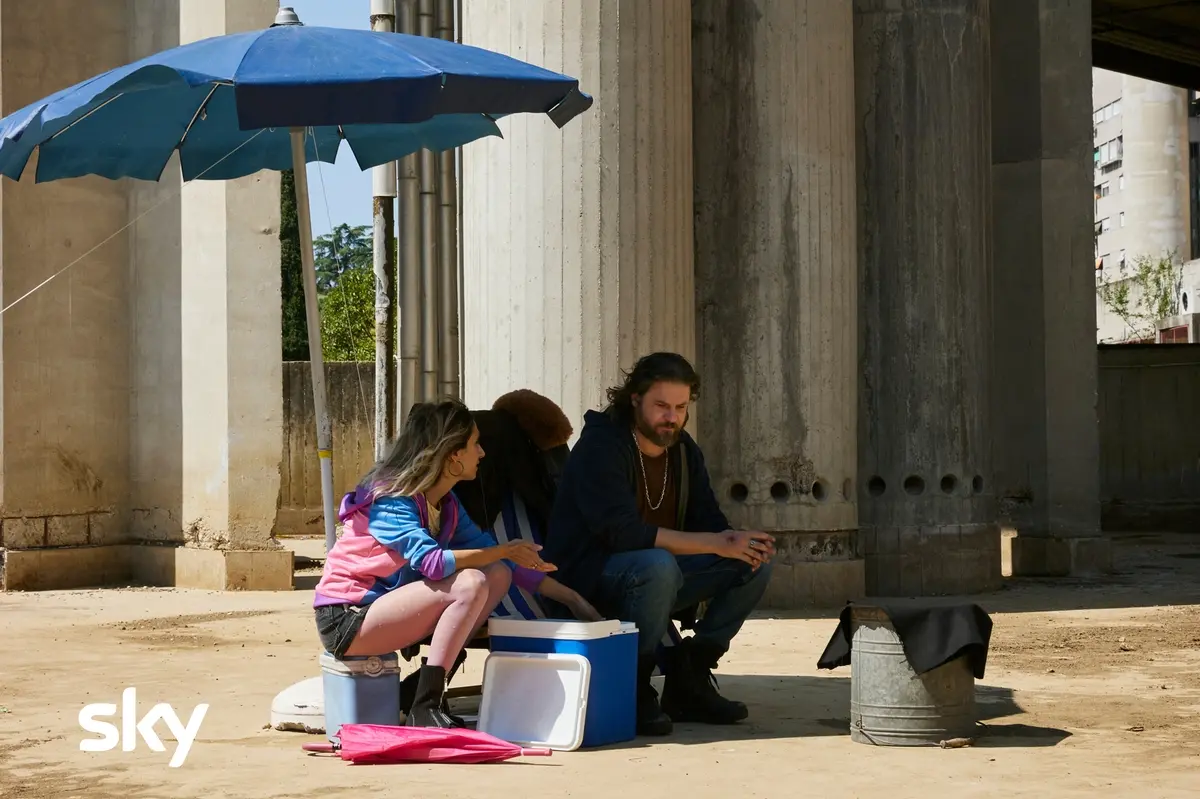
[290,128,338,553]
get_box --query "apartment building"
[1092,69,1198,343]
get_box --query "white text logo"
[78,687,209,768]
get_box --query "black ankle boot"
[405,664,460,728]
[401,652,467,725]
[661,637,748,725]
[635,655,673,736]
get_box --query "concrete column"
[692,1,863,609]
[0,0,133,590]
[854,0,1002,595]
[0,0,290,592]
[992,1,1110,576]
[128,0,183,549]
[459,0,695,428]
[154,0,291,589]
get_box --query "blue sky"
[287,1,373,238]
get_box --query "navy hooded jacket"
[543,408,732,603]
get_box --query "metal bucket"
[849,605,976,745]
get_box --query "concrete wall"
[1098,344,1200,532]
[0,0,291,591]
[459,0,696,438]
[277,352,1200,540]
[0,0,133,551]
[278,362,379,536]
[128,0,183,543]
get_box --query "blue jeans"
[593,549,773,658]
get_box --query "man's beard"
[634,407,680,448]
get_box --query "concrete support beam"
[991,0,1110,576]
[459,0,695,426]
[129,0,184,545]
[854,0,1002,595]
[692,0,863,609]
[0,1,291,592]
[176,0,286,563]
[0,1,133,587]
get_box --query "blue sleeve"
[368,496,459,580]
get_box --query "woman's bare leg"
[466,562,513,638]
[344,565,509,667]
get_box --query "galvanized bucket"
[848,605,976,745]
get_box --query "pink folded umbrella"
[301,724,552,765]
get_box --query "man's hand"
[499,540,557,572]
[715,530,776,569]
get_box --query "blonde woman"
[314,399,600,728]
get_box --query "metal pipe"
[371,0,398,459]
[290,129,337,553]
[455,0,465,399]
[436,0,460,400]
[418,0,441,401]
[397,0,422,417]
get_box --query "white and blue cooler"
[319,650,402,742]
[481,618,638,749]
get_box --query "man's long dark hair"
[604,352,701,426]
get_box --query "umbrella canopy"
[0,9,593,553]
[0,22,591,183]
[302,723,552,764]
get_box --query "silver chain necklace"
[633,431,669,511]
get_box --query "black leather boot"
[635,655,673,736]
[405,664,461,728]
[660,637,748,725]
[401,651,467,725]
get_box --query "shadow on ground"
[453,675,1069,751]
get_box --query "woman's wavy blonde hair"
[361,399,476,499]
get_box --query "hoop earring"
[448,461,464,478]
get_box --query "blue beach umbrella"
[0,7,592,551]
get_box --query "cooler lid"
[487,617,624,640]
[477,652,591,752]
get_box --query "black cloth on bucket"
[816,601,994,679]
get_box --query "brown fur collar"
[491,389,573,451]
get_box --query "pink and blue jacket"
[313,485,546,608]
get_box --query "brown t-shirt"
[635,447,678,531]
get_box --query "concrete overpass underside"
[1095,0,1200,87]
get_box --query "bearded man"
[543,352,776,737]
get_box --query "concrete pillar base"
[759,531,866,609]
[1010,535,1112,578]
[1,546,131,591]
[130,546,294,591]
[1,545,294,592]
[863,523,1003,597]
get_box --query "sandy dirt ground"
[2,531,1199,799]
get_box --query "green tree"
[314,223,372,291]
[280,170,310,361]
[312,222,374,360]
[1096,250,1184,341]
[319,264,376,361]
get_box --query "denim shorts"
[314,603,369,659]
